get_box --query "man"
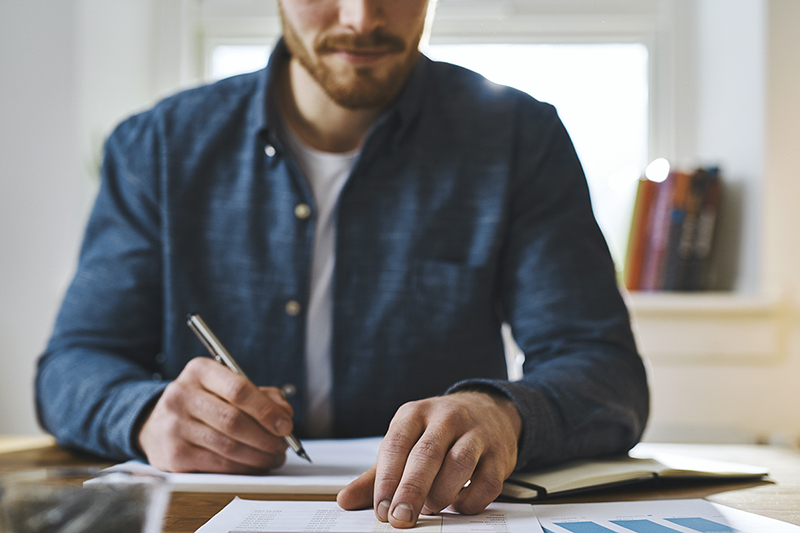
[36,0,649,528]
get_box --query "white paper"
[629,443,769,477]
[195,499,542,533]
[107,438,381,493]
[532,498,800,533]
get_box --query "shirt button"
[281,383,297,398]
[285,300,301,316]
[264,144,276,157]
[294,203,311,219]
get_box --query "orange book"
[623,178,657,291]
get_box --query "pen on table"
[186,312,312,463]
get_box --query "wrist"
[132,394,161,460]
[449,388,522,442]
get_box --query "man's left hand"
[336,390,522,528]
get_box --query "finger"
[420,436,481,515]
[140,401,284,474]
[449,455,508,516]
[337,463,377,511]
[373,406,426,521]
[186,358,295,437]
[260,386,293,408]
[185,357,294,415]
[384,429,452,528]
[179,415,288,470]
[172,377,288,456]
[166,441,282,474]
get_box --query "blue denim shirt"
[37,42,648,469]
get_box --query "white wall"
[0,0,171,434]
[693,0,765,294]
[0,1,82,435]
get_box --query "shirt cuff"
[116,380,169,461]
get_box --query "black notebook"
[502,445,768,501]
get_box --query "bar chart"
[533,499,800,533]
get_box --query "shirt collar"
[387,52,431,144]
[255,39,291,149]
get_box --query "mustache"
[315,30,406,54]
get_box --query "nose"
[339,0,385,34]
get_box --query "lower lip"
[334,50,394,65]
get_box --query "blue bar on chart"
[665,517,738,532]
[554,517,739,533]
[611,519,684,532]
[555,522,617,533]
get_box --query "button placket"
[288,202,310,319]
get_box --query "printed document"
[195,499,541,533]
[532,498,800,533]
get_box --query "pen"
[186,313,312,463]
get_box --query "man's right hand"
[137,357,293,473]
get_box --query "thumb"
[337,463,377,511]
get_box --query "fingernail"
[377,500,391,521]
[392,503,413,523]
[274,417,291,435]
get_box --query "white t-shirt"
[283,128,358,438]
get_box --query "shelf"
[627,291,780,316]
[625,292,788,364]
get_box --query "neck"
[279,59,383,153]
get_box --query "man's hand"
[138,357,292,473]
[337,390,522,528]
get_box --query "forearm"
[36,348,167,460]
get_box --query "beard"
[279,6,423,110]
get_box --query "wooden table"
[2,437,799,532]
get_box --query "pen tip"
[300,451,312,463]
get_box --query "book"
[639,173,676,291]
[684,167,722,290]
[500,444,767,501]
[623,178,657,291]
[661,171,692,290]
[672,168,708,290]
[623,164,723,292]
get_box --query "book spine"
[624,179,657,291]
[673,169,707,290]
[661,171,691,291]
[684,168,722,290]
[640,174,675,291]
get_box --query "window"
[209,45,271,81]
